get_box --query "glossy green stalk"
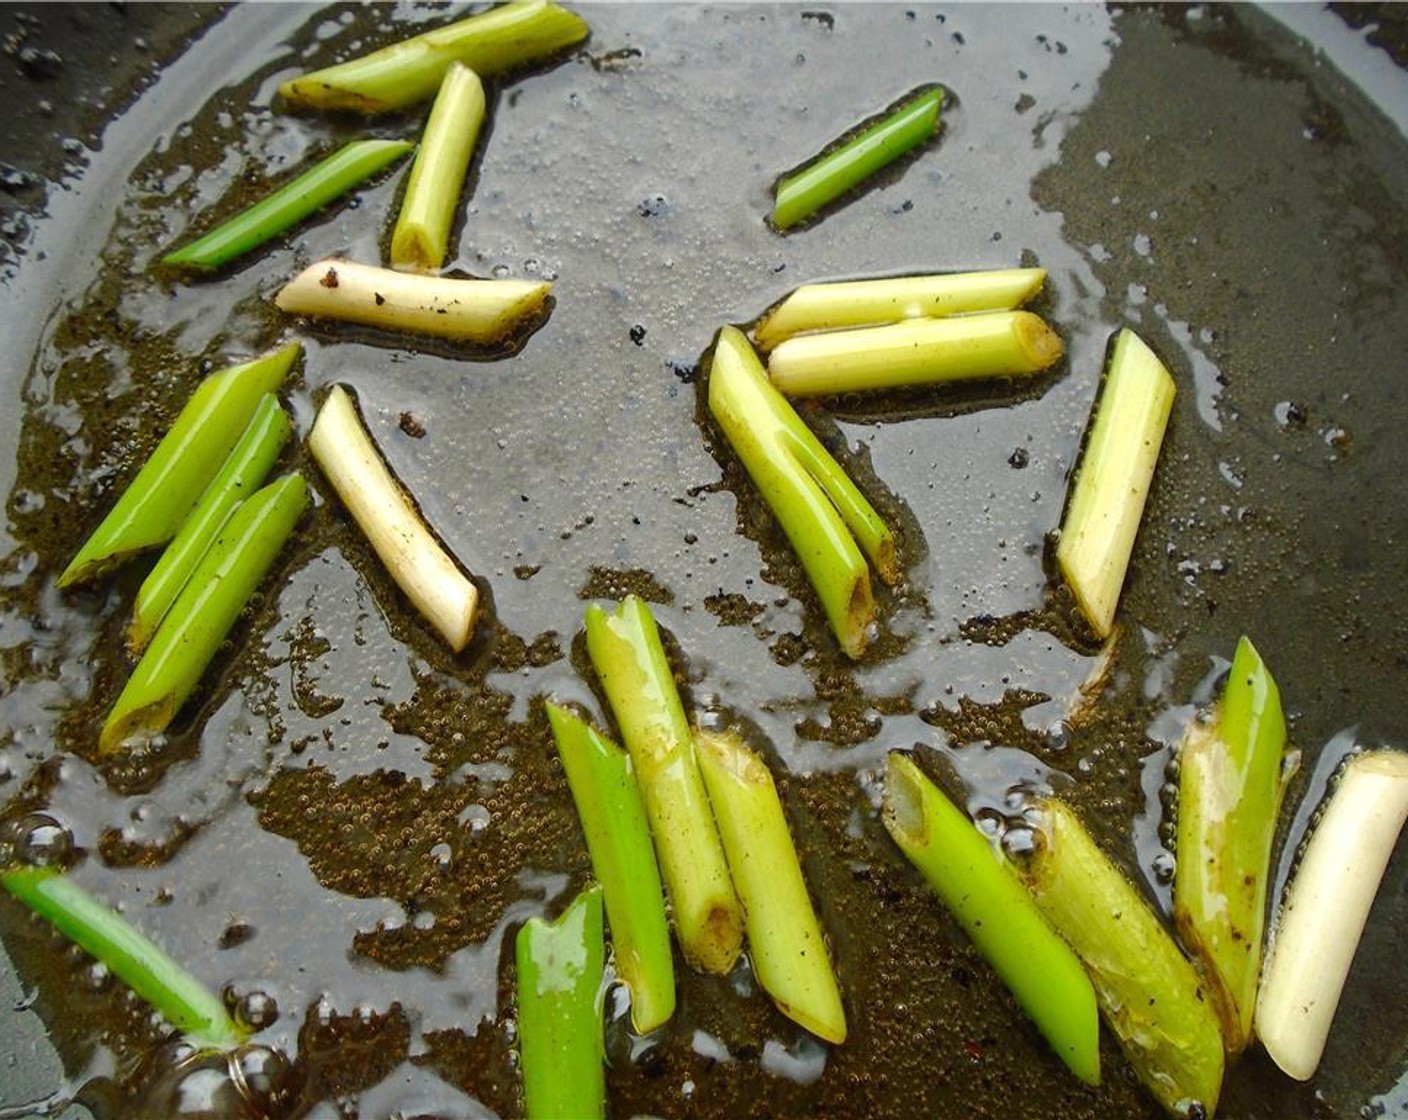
[766,310,1064,398]
[1056,328,1176,639]
[584,596,742,975]
[391,62,485,272]
[308,385,479,651]
[129,394,291,654]
[882,754,1100,1085]
[58,343,300,589]
[1020,798,1224,1118]
[101,473,308,754]
[546,703,675,1033]
[279,0,589,114]
[277,258,551,344]
[161,140,412,271]
[772,85,943,231]
[516,885,606,1120]
[1174,636,1288,1054]
[696,729,846,1044]
[1256,750,1408,1081]
[753,267,1048,351]
[708,325,896,659]
[0,865,243,1046]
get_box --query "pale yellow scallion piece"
[307,385,479,651]
[696,729,846,1044]
[391,62,486,273]
[753,267,1046,351]
[765,310,1062,398]
[276,258,550,345]
[1055,328,1175,639]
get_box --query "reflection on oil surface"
[1,4,1406,1118]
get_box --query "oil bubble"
[3,812,75,869]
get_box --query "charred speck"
[218,921,256,950]
[801,11,835,29]
[1008,447,1030,468]
[319,267,339,289]
[629,324,647,346]
[374,291,386,306]
[399,412,425,438]
[636,194,669,218]
[666,360,697,383]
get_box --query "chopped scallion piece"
[516,885,606,1120]
[584,596,742,975]
[1055,328,1175,639]
[390,62,486,273]
[697,728,847,1045]
[708,325,896,658]
[546,702,675,1033]
[307,385,480,652]
[279,0,589,114]
[161,140,412,272]
[1256,749,1408,1081]
[765,310,1063,398]
[100,473,308,754]
[772,86,943,231]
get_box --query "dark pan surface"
[2,4,1407,1118]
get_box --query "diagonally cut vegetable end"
[1013,310,1065,370]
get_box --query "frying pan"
[2,4,1406,1118]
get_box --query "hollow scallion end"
[516,884,607,1120]
[390,63,486,273]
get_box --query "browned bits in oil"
[399,412,426,439]
[374,291,385,306]
[320,267,339,288]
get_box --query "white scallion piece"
[308,385,479,651]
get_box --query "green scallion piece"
[57,343,301,589]
[1019,797,1224,1118]
[391,62,486,273]
[766,310,1064,398]
[772,85,944,231]
[1173,635,1288,1054]
[0,865,244,1047]
[128,394,291,654]
[696,728,847,1044]
[882,753,1100,1084]
[707,325,897,659]
[279,0,590,115]
[162,140,413,272]
[1055,328,1176,639]
[100,472,308,754]
[583,596,743,975]
[516,885,606,1120]
[546,702,675,1034]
